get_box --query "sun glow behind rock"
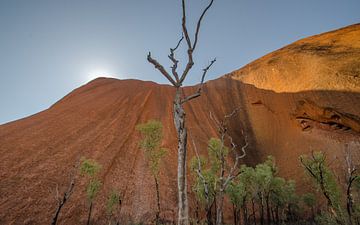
[84,68,120,83]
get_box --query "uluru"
[0,1,360,225]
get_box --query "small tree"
[302,193,316,221]
[254,156,275,225]
[106,190,122,225]
[137,120,167,224]
[191,109,247,225]
[344,146,360,224]
[80,158,102,225]
[51,162,78,225]
[227,179,246,225]
[300,151,344,224]
[190,155,216,225]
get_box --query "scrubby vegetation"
[48,121,359,225]
[137,120,167,224]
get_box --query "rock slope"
[0,24,359,224]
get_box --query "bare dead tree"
[147,1,215,224]
[344,145,359,225]
[51,163,78,225]
[191,136,216,225]
[209,109,247,225]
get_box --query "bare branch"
[223,132,247,189]
[179,0,194,84]
[190,134,211,201]
[193,0,215,51]
[168,35,184,82]
[51,163,78,225]
[181,0,192,50]
[181,58,216,104]
[147,52,178,86]
[209,111,220,128]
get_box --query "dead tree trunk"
[174,88,189,225]
[147,1,215,224]
[209,110,247,225]
[51,163,77,225]
[345,146,358,225]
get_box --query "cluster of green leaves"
[300,151,360,225]
[300,152,343,223]
[190,138,232,205]
[137,120,167,177]
[190,156,216,205]
[80,158,102,203]
[300,152,341,210]
[227,156,300,223]
[106,190,121,216]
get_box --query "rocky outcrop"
[0,24,359,224]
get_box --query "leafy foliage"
[137,120,167,177]
[302,193,316,208]
[300,151,344,223]
[106,190,121,216]
[80,158,102,177]
[80,158,102,203]
[86,179,102,202]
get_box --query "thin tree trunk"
[216,191,225,225]
[51,201,64,225]
[265,194,271,225]
[243,204,248,225]
[275,207,279,225]
[154,176,161,224]
[51,176,75,225]
[87,202,93,225]
[252,198,257,225]
[174,88,189,225]
[206,205,213,225]
[259,194,264,225]
[233,204,237,225]
[311,206,314,223]
[270,208,275,225]
[237,207,242,225]
[195,201,200,225]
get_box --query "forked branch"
[147,52,178,86]
[168,35,184,82]
[181,58,216,104]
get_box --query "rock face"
[0,24,359,224]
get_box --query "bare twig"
[51,163,79,225]
[168,35,184,82]
[179,0,214,84]
[181,58,216,104]
[147,52,178,86]
[193,0,215,50]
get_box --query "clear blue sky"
[0,0,359,125]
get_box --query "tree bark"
[252,199,257,225]
[275,206,279,224]
[243,204,248,225]
[206,205,213,225]
[51,201,65,225]
[233,204,237,225]
[154,176,161,224]
[265,194,271,225]
[216,190,225,225]
[174,88,189,225]
[87,202,93,225]
[51,172,75,225]
[259,194,264,225]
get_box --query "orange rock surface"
[0,24,359,224]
